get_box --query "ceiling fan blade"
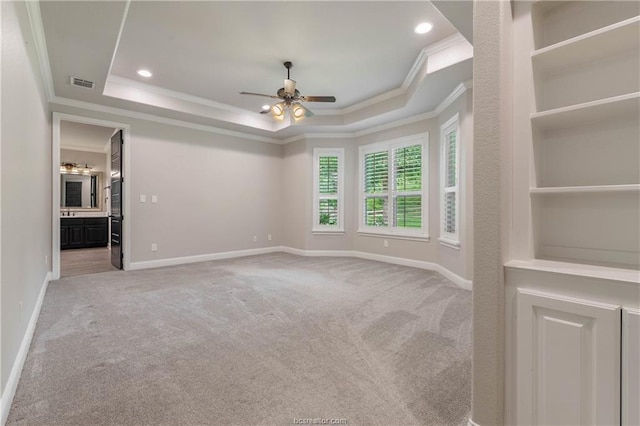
[302,105,314,118]
[300,96,336,103]
[284,79,297,96]
[240,91,280,99]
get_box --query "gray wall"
[1,0,52,394]
[60,149,108,173]
[281,90,473,280]
[128,121,283,262]
[50,103,286,265]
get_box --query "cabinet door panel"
[623,308,639,426]
[68,225,84,246]
[516,289,620,425]
[60,225,69,248]
[84,225,108,246]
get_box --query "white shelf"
[505,259,640,284]
[532,16,640,72]
[531,92,640,130]
[531,184,640,195]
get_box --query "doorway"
[52,113,131,280]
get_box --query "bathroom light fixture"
[414,22,433,34]
[137,69,152,78]
[60,162,92,175]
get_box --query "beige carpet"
[8,253,471,425]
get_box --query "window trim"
[357,133,429,240]
[439,114,460,248]
[312,147,345,234]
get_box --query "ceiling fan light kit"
[240,61,336,123]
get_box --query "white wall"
[471,1,513,424]
[1,0,52,400]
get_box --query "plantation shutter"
[364,151,389,226]
[318,155,339,225]
[444,130,457,234]
[393,144,422,228]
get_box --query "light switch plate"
[140,194,146,203]
[151,195,158,203]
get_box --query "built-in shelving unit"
[508,3,640,424]
[530,0,640,270]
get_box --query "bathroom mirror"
[60,172,103,210]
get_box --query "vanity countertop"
[60,212,108,218]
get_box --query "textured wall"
[1,0,52,394]
[471,0,513,424]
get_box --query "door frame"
[52,112,131,279]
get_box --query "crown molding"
[48,77,470,146]
[106,75,262,117]
[24,0,55,101]
[49,96,284,144]
[282,81,471,144]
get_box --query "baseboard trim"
[280,247,472,290]
[1,272,51,426]
[128,246,471,290]
[128,246,282,271]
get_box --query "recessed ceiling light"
[137,69,152,78]
[414,22,433,34]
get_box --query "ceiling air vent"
[70,77,95,89]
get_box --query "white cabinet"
[516,289,620,425]
[623,308,640,426]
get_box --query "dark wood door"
[110,130,123,269]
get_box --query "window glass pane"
[364,151,388,193]
[394,196,422,228]
[318,199,338,225]
[446,131,457,187]
[445,191,456,233]
[319,156,338,194]
[365,197,388,226]
[393,144,422,191]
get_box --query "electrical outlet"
[151,243,158,252]
[383,239,389,248]
[267,234,272,241]
[140,194,146,203]
[151,195,158,203]
[253,235,258,242]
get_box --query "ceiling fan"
[240,61,336,121]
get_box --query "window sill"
[438,237,460,250]
[357,230,430,242]
[312,229,345,235]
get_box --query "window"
[313,148,344,233]
[358,134,428,239]
[439,114,460,248]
